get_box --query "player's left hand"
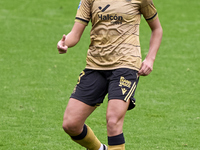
[138,58,154,76]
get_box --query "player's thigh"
[106,99,129,136]
[63,98,96,124]
[106,99,129,122]
[63,98,96,132]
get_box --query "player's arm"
[138,17,163,76]
[57,22,86,54]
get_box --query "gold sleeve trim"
[146,12,158,22]
[75,18,89,26]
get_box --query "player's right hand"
[57,35,68,54]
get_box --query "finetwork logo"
[98,4,123,24]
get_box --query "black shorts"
[70,68,139,110]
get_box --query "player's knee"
[107,118,118,131]
[107,117,123,135]
[62,120,81,135]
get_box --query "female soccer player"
[57,0,162,149]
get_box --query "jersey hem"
[85,66,140,71]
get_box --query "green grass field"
[0,0,199,149]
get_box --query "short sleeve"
[140,0,158,22]
[75,0,91,25]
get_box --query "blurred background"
[0,0,199,149]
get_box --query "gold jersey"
[75,0,158,71]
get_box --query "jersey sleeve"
[75,0,91,26]
[140,0,158,22]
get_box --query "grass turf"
[0,0,199,149]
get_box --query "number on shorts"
[77,71,85,84]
